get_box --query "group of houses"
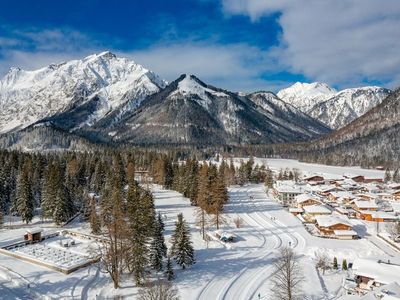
[273,173,400,239]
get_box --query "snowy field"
[227,158,385,179]
[0,158,396,299]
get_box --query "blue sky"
[0,0,399,92]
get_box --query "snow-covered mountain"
[308,86,391,129]
[97,75,330,146]
[277,82,337,112]
[278,82,391,129]
[0,51,167,133]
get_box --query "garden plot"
[8,235,98,273]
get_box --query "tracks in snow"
[196,185,306,300]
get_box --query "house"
[363,177,383,183]
[303,205,331,221]
[367,211,398,222]
[392,190,400,201]
[352,200,379,220]
[24,228,43,242]
[314,215,356,239]
[273,181,305,207]
[344,174,365,183]
[304,175,324,183]
[295,193,322,208]
[328,191,355,204]
[352,258,400,291]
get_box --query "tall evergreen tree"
[170,213,195,269]
[15,163,34,224]
[165,256,175,281]
[149,215,167,271]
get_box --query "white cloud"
[122,43,281,91]
[222,0,400,88]
[0,28,284,92]
[0,27,100,75]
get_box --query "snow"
[352,258,400,285]
[0,51,167,133]
[0,159,399,298]
[304,205,332,214]
[315,215,352,227]
[231,158,385,179]
[277,82,337,112]
[277,82,390,129]
[170,74,228,110]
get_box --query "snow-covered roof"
[26,228,43,234]
[315,215,351,227]
[295,193,321,204]
[289,207,304,213]
[353,200,378,209]
[370,211,398,220]
[352,258,400,285]
[304,205,331,214]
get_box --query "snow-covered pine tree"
[165,256,175,281]
[15,163,34,224]
[53,184,74,225]
[170,213,195,269]
[149,216,168,271]
[158,212,165,232]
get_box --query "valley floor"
[0,162,396,299]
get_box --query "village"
[0,158,399,299]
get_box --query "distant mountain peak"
[0,52,167,133]
[277,81,337,113]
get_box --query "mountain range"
[0,51,394,152]
[278,82,391,129]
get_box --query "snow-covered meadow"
[0,159,397,299]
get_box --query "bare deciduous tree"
[315,252,329,275]
[386,222,400,240]
[138,279,180,300]
[270,247,304,300]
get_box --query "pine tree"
[41,162,59,219]
[170,213,195,269]
[165,256,175,281]
[53,184,74,225]
[265,168,274,189]
[15,164,34,224]
[158,212,165,232]
[149,216,167,271]
[342,259,348,270]
[89,196,101,234]
[126,180,150,285]
[333,257,338,269]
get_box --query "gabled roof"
[295,193,321,204]
[352,258,400,285]
[315,215,351,227]
[353,199,378,209]
[304,205,331,214]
